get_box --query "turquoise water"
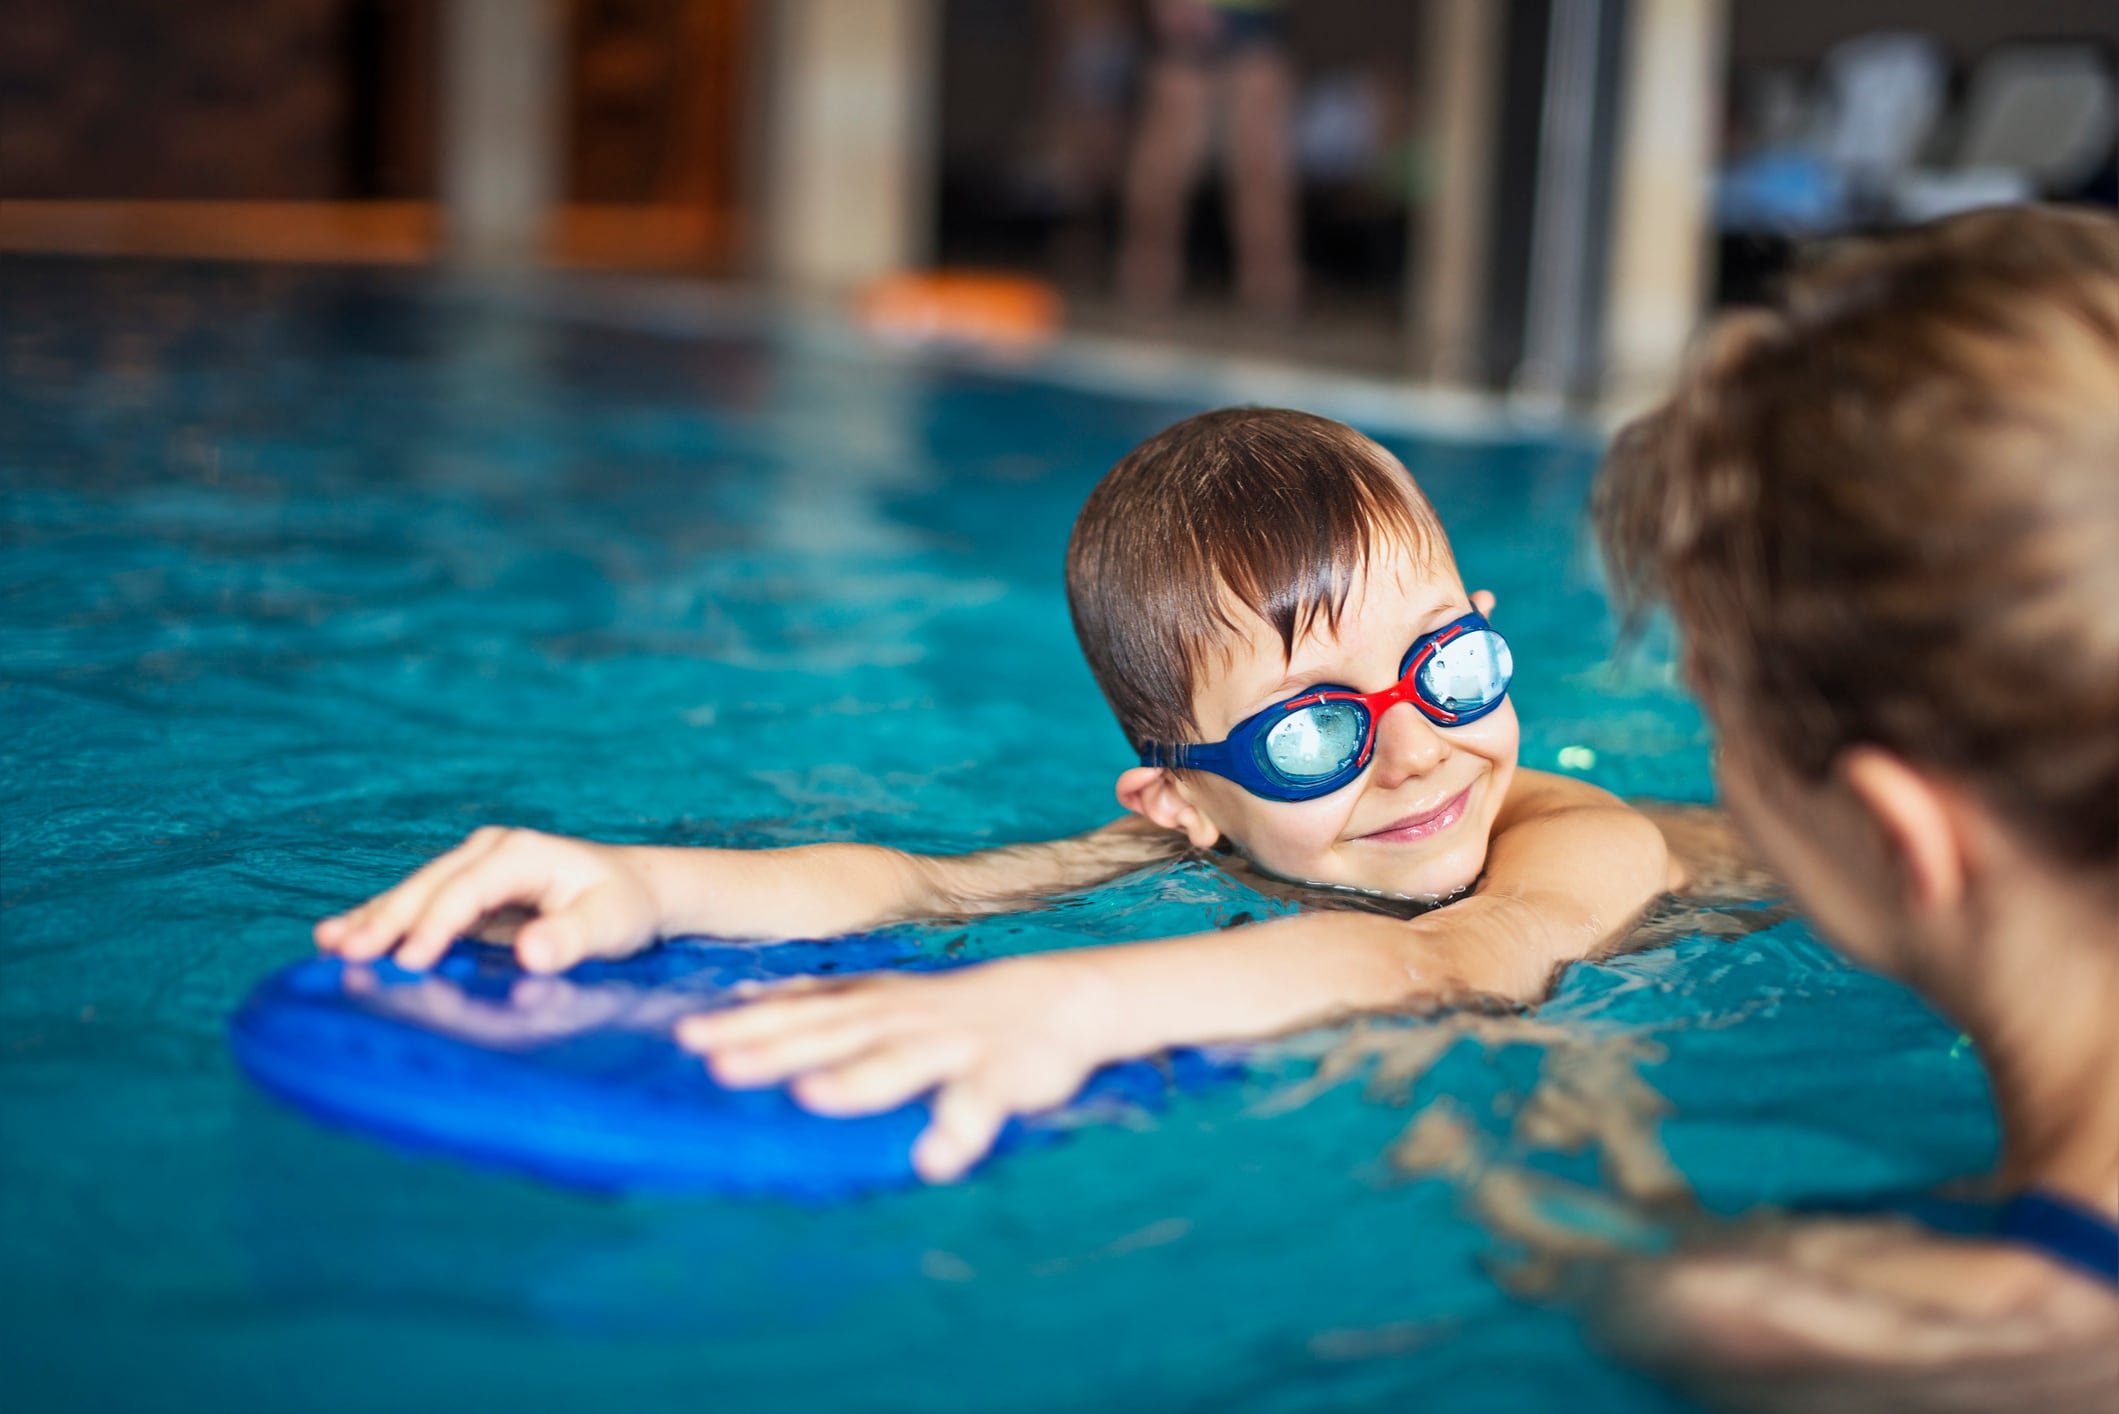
[2,260,1997,1412]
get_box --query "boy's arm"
[642,814,1190,938]
[680,772,1676,1179]
[1079,769,1677,1049]
[1436,767,1681,988]
[315,816,1187,972]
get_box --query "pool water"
[2,259,1997,1412]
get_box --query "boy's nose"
[1369,700,1449,787]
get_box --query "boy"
[318,408,1678,1180]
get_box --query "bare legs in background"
[1119,1,1300,318]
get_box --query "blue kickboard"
[229,935,1240,1200]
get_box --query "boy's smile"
[1353,786,1473,844]
[1118,545,1519,903]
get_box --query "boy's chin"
[1254,848,1484,906]
[1389,868,1482,905]
[1361,845,1486,904]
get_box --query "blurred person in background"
[1118,0,1301,317]
[1027,0,1142,285]
[1595,205,2119,1410]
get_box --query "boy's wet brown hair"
[1066,407,1445,750]
[1597,206,2119,870]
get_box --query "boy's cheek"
[1467,700,1522,771]
[1210,793,1359,875]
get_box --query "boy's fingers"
[514,913,586,975]
[791,1036,975,1117]
[1472,589,1497,617]
[395,837,564,970]
[325,829,508,959]
[912,1081,1009,1183]
[675,987,876,1050]
[694,1011,901,1088]
[729,975,834,1000]
[515,885,641,973]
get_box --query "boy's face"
[1122,547,1519,902]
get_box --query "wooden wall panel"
[1,0,747,270]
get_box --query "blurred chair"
[1717,32,1948,234]
[1809,34,1949,190]
[1893,43,2119,223]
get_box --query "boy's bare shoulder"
[1602,1219,2119,1412]
[1628,800,1781,901]
[1499,767,1628,820]
[1496,777,1780,899]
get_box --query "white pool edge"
[475,273,1605,452]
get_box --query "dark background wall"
[0,0,747,207]
[1729,0,2119,66]
[0,0,418,200]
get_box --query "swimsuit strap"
[1994,1190,2119,1287]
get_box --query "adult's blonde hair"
[1597,206,2119,870]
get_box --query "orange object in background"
[857,271,1063,351]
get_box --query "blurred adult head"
[1597,205,2118,1005]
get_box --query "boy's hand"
[315,828,663,973]
[315,819,1186,975]
[675,956,1112,1182]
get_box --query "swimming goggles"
[1138,612,1513,802]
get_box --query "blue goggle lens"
[1261,700,1366,782]
[1417,628,1513,714]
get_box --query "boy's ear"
[1116,767,1223,850]
[1834,747,1966,916]
[1471,589,1496,617]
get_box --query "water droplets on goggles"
[1138,612,1513,803]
